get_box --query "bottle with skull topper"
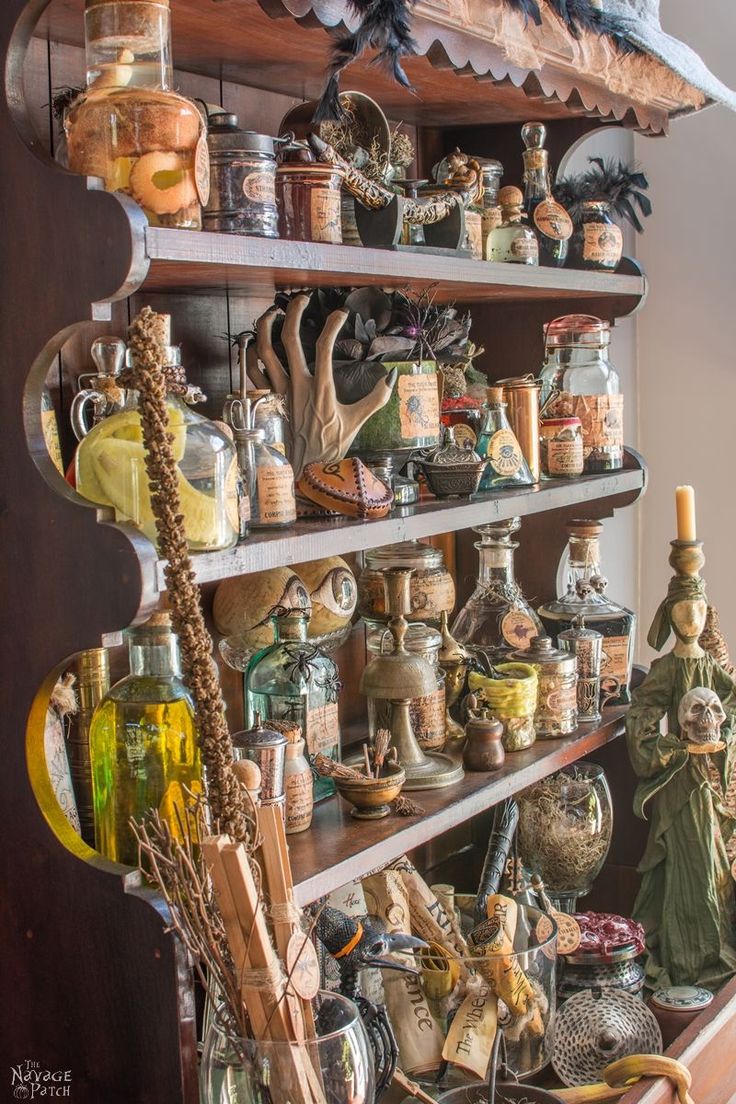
[521,122,572,267]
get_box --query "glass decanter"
[66,0,206,230]
[538,518,635,705]
[245,609,341,802]
[76,317,239,553]
[451,518,543,663]
[476,387,534,490]
[538,314,623,472]
[521,122,572,268]
[89,612,200,866]
[70,337,131,442]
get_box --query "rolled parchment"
[362,869,445,1076]
[442,978,498,1080]
[468,894,533,1016]
[390,856,468,959]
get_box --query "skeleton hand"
[254,294,397,477]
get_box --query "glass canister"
[358,541,455,628]
[349,360,441,460]
[511,635,577,738]
[204,114,280,237]
[467,664,538,752]
[223,389,288,456]
[232,407,296,530]
[276,150,344,243]
[540,416,584,479]
[66,0,206,230]
[539,315,623,472]
[367,623,446,751]
[76,335,240,553]
[245,609,341,803]
[570,200,623,272]
[475,156,503,256]
[517,762,613,911]
[451,519,543,663]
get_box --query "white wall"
[635,0,736,658]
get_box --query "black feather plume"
[503,0,543,26]
[553,157,652,233]
[314,0,418,123]
[545,0,641,54]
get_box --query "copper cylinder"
[497,376,541,482]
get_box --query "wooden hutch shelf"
[142,227,648,304]
[165,459,646,588]
[291,706,627,906]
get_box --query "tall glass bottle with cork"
[521,122,572,268]
[451,518,543,663]
[245,609,342,802]
[66,0,207,229]
[89,613,201,865]
[538,519,635,705]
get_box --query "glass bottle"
[538,518,636,705]
[521,122,572,268]
[66,0,206,230]
[232,416,296,529]
[489,186,539,265]
[451,518,543,662]
[476,387,534,490]
[71,337,130,442]
[538,314,623,472]
[76,319,240,553]
[41,386,64,475]
[570,200,623,272]
[89,613,201,865]
[245,610,341,802]
[70,647,111,846]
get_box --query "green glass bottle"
[476,387,534,490]
[90,613,201,865]
[245,609,341,802]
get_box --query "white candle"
[675,485,696,542]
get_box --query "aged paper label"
[465,210,483,259]
[534,199,573,240]
[310,187,342,243]
[582,221,623,265]
[242,170,276,204]
[550,392,624,455]
[194,131,210,206]
[398,373,440,441]
[600,634,631,686]
[501,609,537,650]
[256,465,296,525]
[442,983,498,1079]
[488,428,523,476]
[305,701,339,755]
[547,437,584,476]
[411,686,446,750]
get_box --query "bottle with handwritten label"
[231,398,296,529]
[476,387,534,490]
[521,122,572,267]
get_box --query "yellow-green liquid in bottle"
[90,617,201,865]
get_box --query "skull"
[678,686,726,744]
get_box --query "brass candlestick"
[360,569,463,790]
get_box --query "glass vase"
[517,762,613,912]
[200,992,375,1104]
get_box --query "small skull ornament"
[677,686,727,745]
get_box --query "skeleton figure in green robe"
[626,572,736,991]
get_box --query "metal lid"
[544,314,611,349]
[364,540,444,571]
[514,635,574,666]
[207,119,280,156]
[650,986,713,1012]
[497,375,541,391]
[541,417,582,428]
[367,622,442,658]
[232,713,288,751]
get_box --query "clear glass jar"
[204,114,279,237]
[70,337,130,442]
[245,610,341,803]
[451,519,543,663]
[200,992,375,1104]
[489,186,538,264]
[349,361,441,460]
[538,518,636,705]
[517,762,613,911]
[570,200,623,272]
[476,388,534,490]
[233,423,296,529]
[76,345,239,553]
[366,623,446,751]
[66,0,206,230]
[538,314,623,472]
[358,540,455,628]
[539,416,584,478]
[476,157,503,256]
[510,635,577,738]
[89,613,200,865]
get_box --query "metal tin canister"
[232,714,287,806]
[558,619,603,723]
[204,114,280,237]
[496,375,541,482]
[512,635,577,737]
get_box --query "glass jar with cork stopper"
[66,0,207,230]
[489,186,539,264]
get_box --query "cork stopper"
[567,519,603,539]
[498,185,523,209]
[487,386,505,405]
[146,611,172,627]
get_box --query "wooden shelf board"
[160,464,645,589]
[143,228,646,303]
[291,706,627,906]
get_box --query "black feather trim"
[553,157,652,233]
[545,0,642,54]
[314,0,418,123]
[504,0,543,27]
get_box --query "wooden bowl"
[335,763,406,820]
